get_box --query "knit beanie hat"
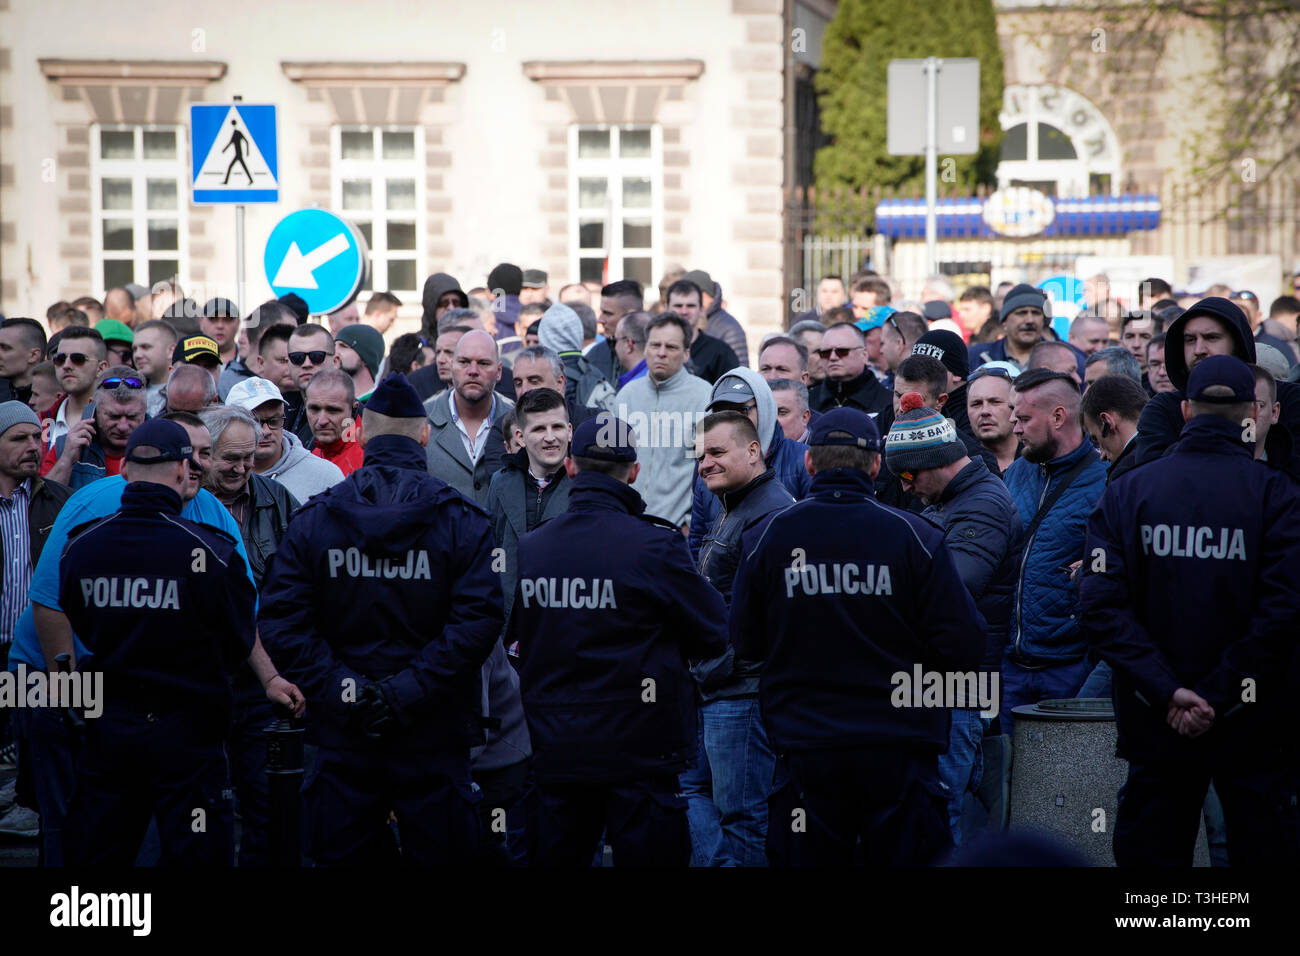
[885,393,966,475]
[0,400,39,439]
[538,302,584,354]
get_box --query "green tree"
[814,0,1005,207]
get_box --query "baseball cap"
[571,413,637,462]
[226,376,286,412]
[522,269,548,289]
[706,375,756,411]
[856,304,896,333]
[1186,354,1255,404]
[125,418,200,469]
[94,318,134,345]
[922,300,952,321]
[808,407,881,450]
[172,334,220,366]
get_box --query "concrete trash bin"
[1008,697,1209,866]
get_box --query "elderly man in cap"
[58,418,259,865]
[259,372,504,865]
[519,269,551,306]
[335,324,385,403]
[510,413,727,867]
[968,284,1053,372]
[729,407,983,866]
[1082,354,1300,866]
[227,377,343,503]
[885,393,1022,845]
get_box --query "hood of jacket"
[269,430,315,476]
[1164,296,1255,391]
[710,366,776,457]
[314,434,465,553]
[421,272,468,326]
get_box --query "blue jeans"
[680,697,774,867]
[680,712,720,866]
[1000,657,1092,739]
[13,704,76,866]
[1076,660,1113,699]
[936,709,984,846]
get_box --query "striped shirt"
[0,479,32,644]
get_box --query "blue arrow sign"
[264,209,368,315]
[191,103,278,204]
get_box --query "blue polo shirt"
[7,476,256,671]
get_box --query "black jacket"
[236,474,300,588]
[809,368,892,420]
[282,391,314,448]
[510,471,727,784]
[1,476,71,598]
[923,457,1022,668]
[689,332,741,385]
[1106,435,1141,485]
[693,469,795,701]
[587,338,619,385]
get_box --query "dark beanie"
[487,263,523,297]
[911,329,969,380]
[366,372,426,418]
[278,292,310,324]
[999,284,1050,322]
[885,393,967,474]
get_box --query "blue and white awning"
[874,191,1161,239]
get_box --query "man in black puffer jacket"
[1133,296,1300,473]
[886,393,1022,847]
[684,410,795,867]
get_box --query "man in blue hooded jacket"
[258,372,503,866]
[1081,355,1300,866]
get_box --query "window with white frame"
[332,127,423,297]
[92,126,188,293]
[569,125,661,288]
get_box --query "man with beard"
[1000,369,1107,734]
[42,368,147,490]
[968,284,1053,372]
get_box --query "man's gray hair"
[166,363,219,404]
[767,377,809,413]
[438,308,479,334]
[515,345,565,381]
[95,365,147,405]
[199,404,259,446]
[789,319,828,337]
[568,301,598,340]
[1086,346,1143,384]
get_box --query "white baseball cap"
[225,376,285,412]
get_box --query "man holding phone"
[41,367,147,490]
[43,326,108,446]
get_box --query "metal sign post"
[924,58,939,278]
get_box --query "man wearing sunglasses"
[44,326,108,447]
[807,322,892,420]
[285,324,341,447]
[41,367,147,491]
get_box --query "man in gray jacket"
[227,376,344,504]
[613,313,713,530]
[425,329,512,506]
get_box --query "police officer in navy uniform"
[730,408,984,866]
[510,413,727,867]
[59,418,257,866]
[1081,354,1300,866]
[258,372,503,865]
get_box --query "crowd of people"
[0,259,1296,868]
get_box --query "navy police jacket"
[510,470,727,784]
[258,434,503,753]
[731,467,983,754]
[59,481,256,729]
[1080,415,1300,763]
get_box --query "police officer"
[510,413,727,867]
[59,418,257,865]
[1081,354,1300,866]
[258,372,503,865]
[730,408,984,866]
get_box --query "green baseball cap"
[94,318,134,345]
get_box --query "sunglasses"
[100,377,145,390]
[968,366,1016,383]
[288,350,333,366]
[54,352,93,367]
[815,346,862,360]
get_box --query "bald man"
[423,329,512,505]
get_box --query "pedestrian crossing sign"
[190,103,279,204]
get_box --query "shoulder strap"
[1023,452,1094,544]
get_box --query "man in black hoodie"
[1132,297,1300,473]
[420,273,469,340]
[808,322,892,419]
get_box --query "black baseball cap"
[1186,354,1255,404]
[808,407,881,450]
[572,413,637,462]
[125,418,200,469]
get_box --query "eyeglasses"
[815,346,862,360]
[54,352,92,367]
[288,350,333,366]
[256,414,286,430]
[100,377,145,390]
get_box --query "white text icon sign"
[190,103,279,203]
